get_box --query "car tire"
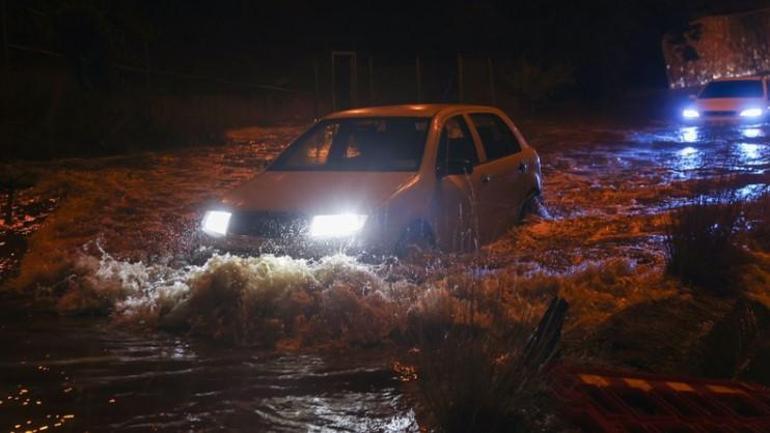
[519,190,544,222]
[394,221,435,259]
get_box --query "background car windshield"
[270,117,429,171]
[700,80,764,98]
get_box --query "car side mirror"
[437,159,474,178]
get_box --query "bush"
[500,59,573,110]
[665,195,748,295]
[746,191,770,253]
[415,329,530,433]
[411,297,569,433]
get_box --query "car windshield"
[700,80,764,98]
[270,117,430,171]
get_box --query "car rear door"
[467,112,529,239]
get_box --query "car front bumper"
[683,113,767,124]
[200,231,392,258]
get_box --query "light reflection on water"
[679,126,699,143]
[0,314,417,433]
[742,127,763,139]
[674,145,703,173]
[615,122,770,185]
[738,142,761,160]
[4,120,770,432]
[736,183,769,199]
[734,142,767,173]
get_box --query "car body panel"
[221,171,418,215]
[203,104,542,255]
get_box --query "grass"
[665,194,748,296]
[410,295,569,433]
[416,329,530,433]
[746,191,770,253]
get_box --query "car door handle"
[481,174,493,183]
[518,162,528,173]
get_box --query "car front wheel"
[394,221,435,259]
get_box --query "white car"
[201,104,542,256]
[682,77,769,123]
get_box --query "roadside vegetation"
[2,68,307,160]
[664,192,747,295]
[407,292,570,433]
[3,121,770,430]
[655,188,770,384]
[664,189,770,296]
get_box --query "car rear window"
[270,117,430,171]
[470,113,521,160]
[700,80,764,98]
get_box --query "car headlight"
[740,108,763,118]
[202,210,232,237]
[309,213,367,238]
[682,108,700,119]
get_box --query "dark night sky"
[8,0,770,92]
[135,0,770,87]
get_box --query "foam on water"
[35,243,679,351]
[49,251,414,347]
[3,121,770,347]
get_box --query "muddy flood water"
[1,119,769,432]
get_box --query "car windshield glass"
[270,117,430,171]
[700,80,764,98]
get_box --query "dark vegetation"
[665,189,770,295]
[1,65,310,160]
[3,0,770,159]
[410,296,569,433]
[598,189,770,385]
[665,193,748,295]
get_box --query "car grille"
[703,110,737,117]
[227,211,308,238]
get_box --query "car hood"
[696,97,766,111]
[220,170,419,214]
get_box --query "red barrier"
[550,365,770,433]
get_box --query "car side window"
[436,116,479,168]
[470,113,522,160]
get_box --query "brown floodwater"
[1,119,770,432]
[0,302,416,432]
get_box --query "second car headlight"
[309,213,367,238]
[202,210,232,237]
[682,108,700,119]
[740,108,764,118]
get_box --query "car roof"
[322,104,500,119]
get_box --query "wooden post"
[457,53,464,102]
[1,0,7,72]
[487,57,496,105]
[1,0,8,121]
[143,39,151,90]
[313,57,320,118]
[416,55,422,102]
[331,51,357,111]
[368,55,374,105]
[330,52,336,111]
[350,52,358,107]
